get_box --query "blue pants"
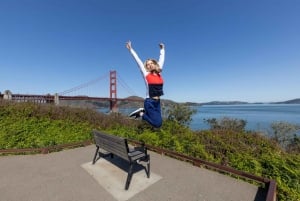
[142,98,162,128]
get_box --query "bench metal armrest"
[128,150,148,162]
[128,150,143,157]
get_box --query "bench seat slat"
[128,151,146,161]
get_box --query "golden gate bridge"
[0,71,143,112]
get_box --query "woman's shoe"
[129,108,144,118]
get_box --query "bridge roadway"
[0,145,266,201]
[6,94,144,102]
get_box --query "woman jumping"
[126,41,165,128]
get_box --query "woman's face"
[146,60,157,71]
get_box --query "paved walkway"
[0,145,266,201]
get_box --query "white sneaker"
[129,108,144,118]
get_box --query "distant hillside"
[123,96,144,101]
[188,98,300,106]
[201,101,249,105]
[119,96,177,108]
[273,98,300,104]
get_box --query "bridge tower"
[109,70,118,112]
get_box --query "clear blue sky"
[1,0,299,103]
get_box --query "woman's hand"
[159,43,164,49]
[126,41,132,50]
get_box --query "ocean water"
[190,104,300,132]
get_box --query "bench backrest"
[93,130,130,161]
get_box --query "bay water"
[190,104,300,133]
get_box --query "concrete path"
[0,145,266,201]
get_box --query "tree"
[286,134,300,153]
[270,121,300,150]
[204,117,247,132]
[165,103,197,126]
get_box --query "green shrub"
[204,117,247,132]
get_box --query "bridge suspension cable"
[58,72,109,96]
[117,74,137,96]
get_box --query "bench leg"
[147,156,150,178]
[125,163,134,190]
[92,146,100,165]
[138,155,151,178]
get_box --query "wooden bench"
[92,130,150,190]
